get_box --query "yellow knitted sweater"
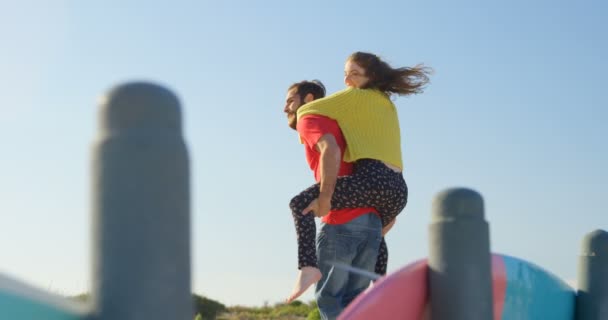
[297,87,403,170]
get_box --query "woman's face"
[344,60,369,88]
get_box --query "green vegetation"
[71,293,320,320]
[193,294,227,319]
[216,300,318,320]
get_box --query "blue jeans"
[315,213,382,320]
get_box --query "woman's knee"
[289,193,310,215]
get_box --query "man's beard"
[288,113,297,130]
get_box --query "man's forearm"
[318,143,341,203]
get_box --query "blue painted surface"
[501,254,575,320]
[0,291,85,319]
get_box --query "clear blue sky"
[0,1,606,307]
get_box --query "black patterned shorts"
[289,159,408,275]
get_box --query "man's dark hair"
[288,80,326,101]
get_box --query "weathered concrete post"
[428,188,493,320]
[576,229,608,320]
[91,82,191,320]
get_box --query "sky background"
[0,0,606,307]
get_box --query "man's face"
[284,88,304,130]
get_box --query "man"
[284,80,382,319]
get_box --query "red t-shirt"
[297,115,378,224]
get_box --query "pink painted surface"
[492,254,507,320]
[339,254,508,320]
[338,259,428,320]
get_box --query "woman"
[287,52,431,303]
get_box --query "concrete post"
[91,82,191,320]
[428,188,493,320]
[576,229,608,320]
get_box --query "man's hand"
[302,197,331,217]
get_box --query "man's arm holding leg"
[302,133,341,217]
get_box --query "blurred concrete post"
[576,229,608,320]
[91,82,191,320]
[428,188,493,320]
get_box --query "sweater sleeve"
[296,87,360,121]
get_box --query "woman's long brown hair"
[349,51,432,96]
